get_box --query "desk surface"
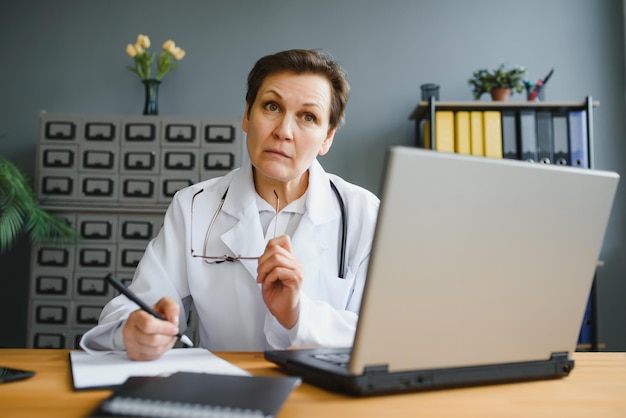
[1,349,625,417]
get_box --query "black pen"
[105,273,194,347]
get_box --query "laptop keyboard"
[312,352,351,368]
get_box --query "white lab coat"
[80,159,379,352]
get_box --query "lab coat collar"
[290,159,341,265]
[220,163,265,279]
[219,160,340,278]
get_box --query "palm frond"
[0,152,79,253]
[0,203,26,252]
[25,207,79,246]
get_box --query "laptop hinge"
[550,351,569,359]
[550,351,574,374]
[363,364,389,374]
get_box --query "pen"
[541,68,555,86]
[105,273,194,347]
[528,81,543,101]
[529,68,554,101]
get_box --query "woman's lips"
[266,149,289,158]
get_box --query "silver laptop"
[265,146,619,396]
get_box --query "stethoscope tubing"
[199,180,347,278]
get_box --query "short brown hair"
[245,49,350,131]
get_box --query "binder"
[422,120,431,149]
[455,111,471,155]
[90,372,301,418]
[578,295,593,346]
[536,110,554,164]
[469,111,484,156]
[422,112,455,152]
[518,110,538,162]
[569,109,591,345]
[501,110,518,160]
[482,111,502,158]
[435,111,455,152]
[552,111,570,166]
[568,110,589,168]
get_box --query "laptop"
[265,146,620,396]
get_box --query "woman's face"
[242,71,336,190]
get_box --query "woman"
[81,49,379,360]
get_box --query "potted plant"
[468,64,527,101]
[0,135,78,254]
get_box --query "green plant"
[125,34,186,81]
[0,136,78,254]
[468,64,527,100]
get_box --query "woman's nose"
[272,115,294,140]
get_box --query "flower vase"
[142,79,161,115]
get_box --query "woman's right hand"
[122,297,180,361]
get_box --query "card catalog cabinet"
[28,113,244,348]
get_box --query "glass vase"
[142,79,161,115]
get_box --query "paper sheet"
[69,348,249,390]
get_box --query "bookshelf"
[409,97,598,168]
[409,96,602,351]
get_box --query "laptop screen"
[350,147,618,374]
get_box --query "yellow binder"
[455,111,471,155]
[422,111,454,152]
[470,111,484,156]
[423,119,431,149]
[435,111,455,152]
[483,111,503,158]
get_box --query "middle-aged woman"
[80,48,380,360]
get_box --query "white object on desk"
[69,348,249,390]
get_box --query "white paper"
[69,348,249,390]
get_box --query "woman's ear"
[318,128,337,156]
[241,103,250,133]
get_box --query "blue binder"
[578,297,593,346]
[569,109,592,346]
[568,110,589,169]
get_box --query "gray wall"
[1,0,625,349]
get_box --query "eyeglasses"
[190,188,279,263]
[191,181,347,277]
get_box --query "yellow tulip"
[162,40,176,54]
[125,44,137,58]
[127,35,185,80]
[169,46,185,61]
[136,34,151,49]
[173,48,186,61]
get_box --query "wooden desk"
[1,349,625,417]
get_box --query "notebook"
[265,146,619,396]
[89,372,301,418]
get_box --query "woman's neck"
[253,169,309,212]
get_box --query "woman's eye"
[265,102,279,112]
[303,113,316,123]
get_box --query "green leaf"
[0,203,26,253]
[0,152,79,253]
[25,208,79,246]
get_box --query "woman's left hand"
[256,235,303,329]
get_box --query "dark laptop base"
[265,349,574,397]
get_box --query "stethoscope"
[198,180,347,278]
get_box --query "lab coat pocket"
[312,267,356,310]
